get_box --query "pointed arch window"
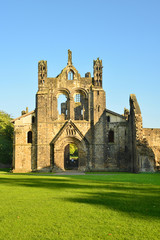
[68,70,74,80]
[27,131,32,143]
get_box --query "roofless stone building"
[12,50,160,172]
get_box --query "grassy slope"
[0,173,160,240]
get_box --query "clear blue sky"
[0,0,160,128]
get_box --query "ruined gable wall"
[129,94,155,172]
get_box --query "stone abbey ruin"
[12,50,160,173]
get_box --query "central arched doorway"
[64,143,78,170]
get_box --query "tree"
[0,111,13,165]
[69,143,78,158]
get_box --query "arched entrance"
[64,143,78,170]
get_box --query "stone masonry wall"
[106,121,129,171]
[12,111,36,172]
[143,128,160,169]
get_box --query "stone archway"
[52,136,89,171]
[50,120,90,171]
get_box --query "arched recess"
[71,88,88,98]
[53,88,70,120]
[51,136,89,171]
[71,88,88,121]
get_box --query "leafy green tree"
[70,143,78,157]
[0,111,13,165]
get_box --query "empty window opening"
[68,71,74,80]
[32,116,35,124]
[98,105,100,112]
[27,131,32,143]
[108,130,114,143]
[107,116,110,122]
[41,66,45,71]
[97,91,99,95]
[57,94,68,120]
[64,143,78,170]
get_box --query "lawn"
[0,171,160,240]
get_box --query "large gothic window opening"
[57,94,68,120]
[64,143,78,170]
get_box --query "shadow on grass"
[66,190,160,219]
[0,175,160,219]
[0,168,11,172]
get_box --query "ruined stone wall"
[143,128,160,169]
[129,94,155,172]
[13,51,160,173]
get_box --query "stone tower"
[93,58,103,87]
[38,60,47,88]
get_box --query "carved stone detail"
[66,124,76,136]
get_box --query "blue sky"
[0,0,160,127]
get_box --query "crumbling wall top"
[130,94,141,114]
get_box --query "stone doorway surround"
[50,120,89,171]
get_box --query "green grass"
[85,171,129,174]
[0,172,160,240]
